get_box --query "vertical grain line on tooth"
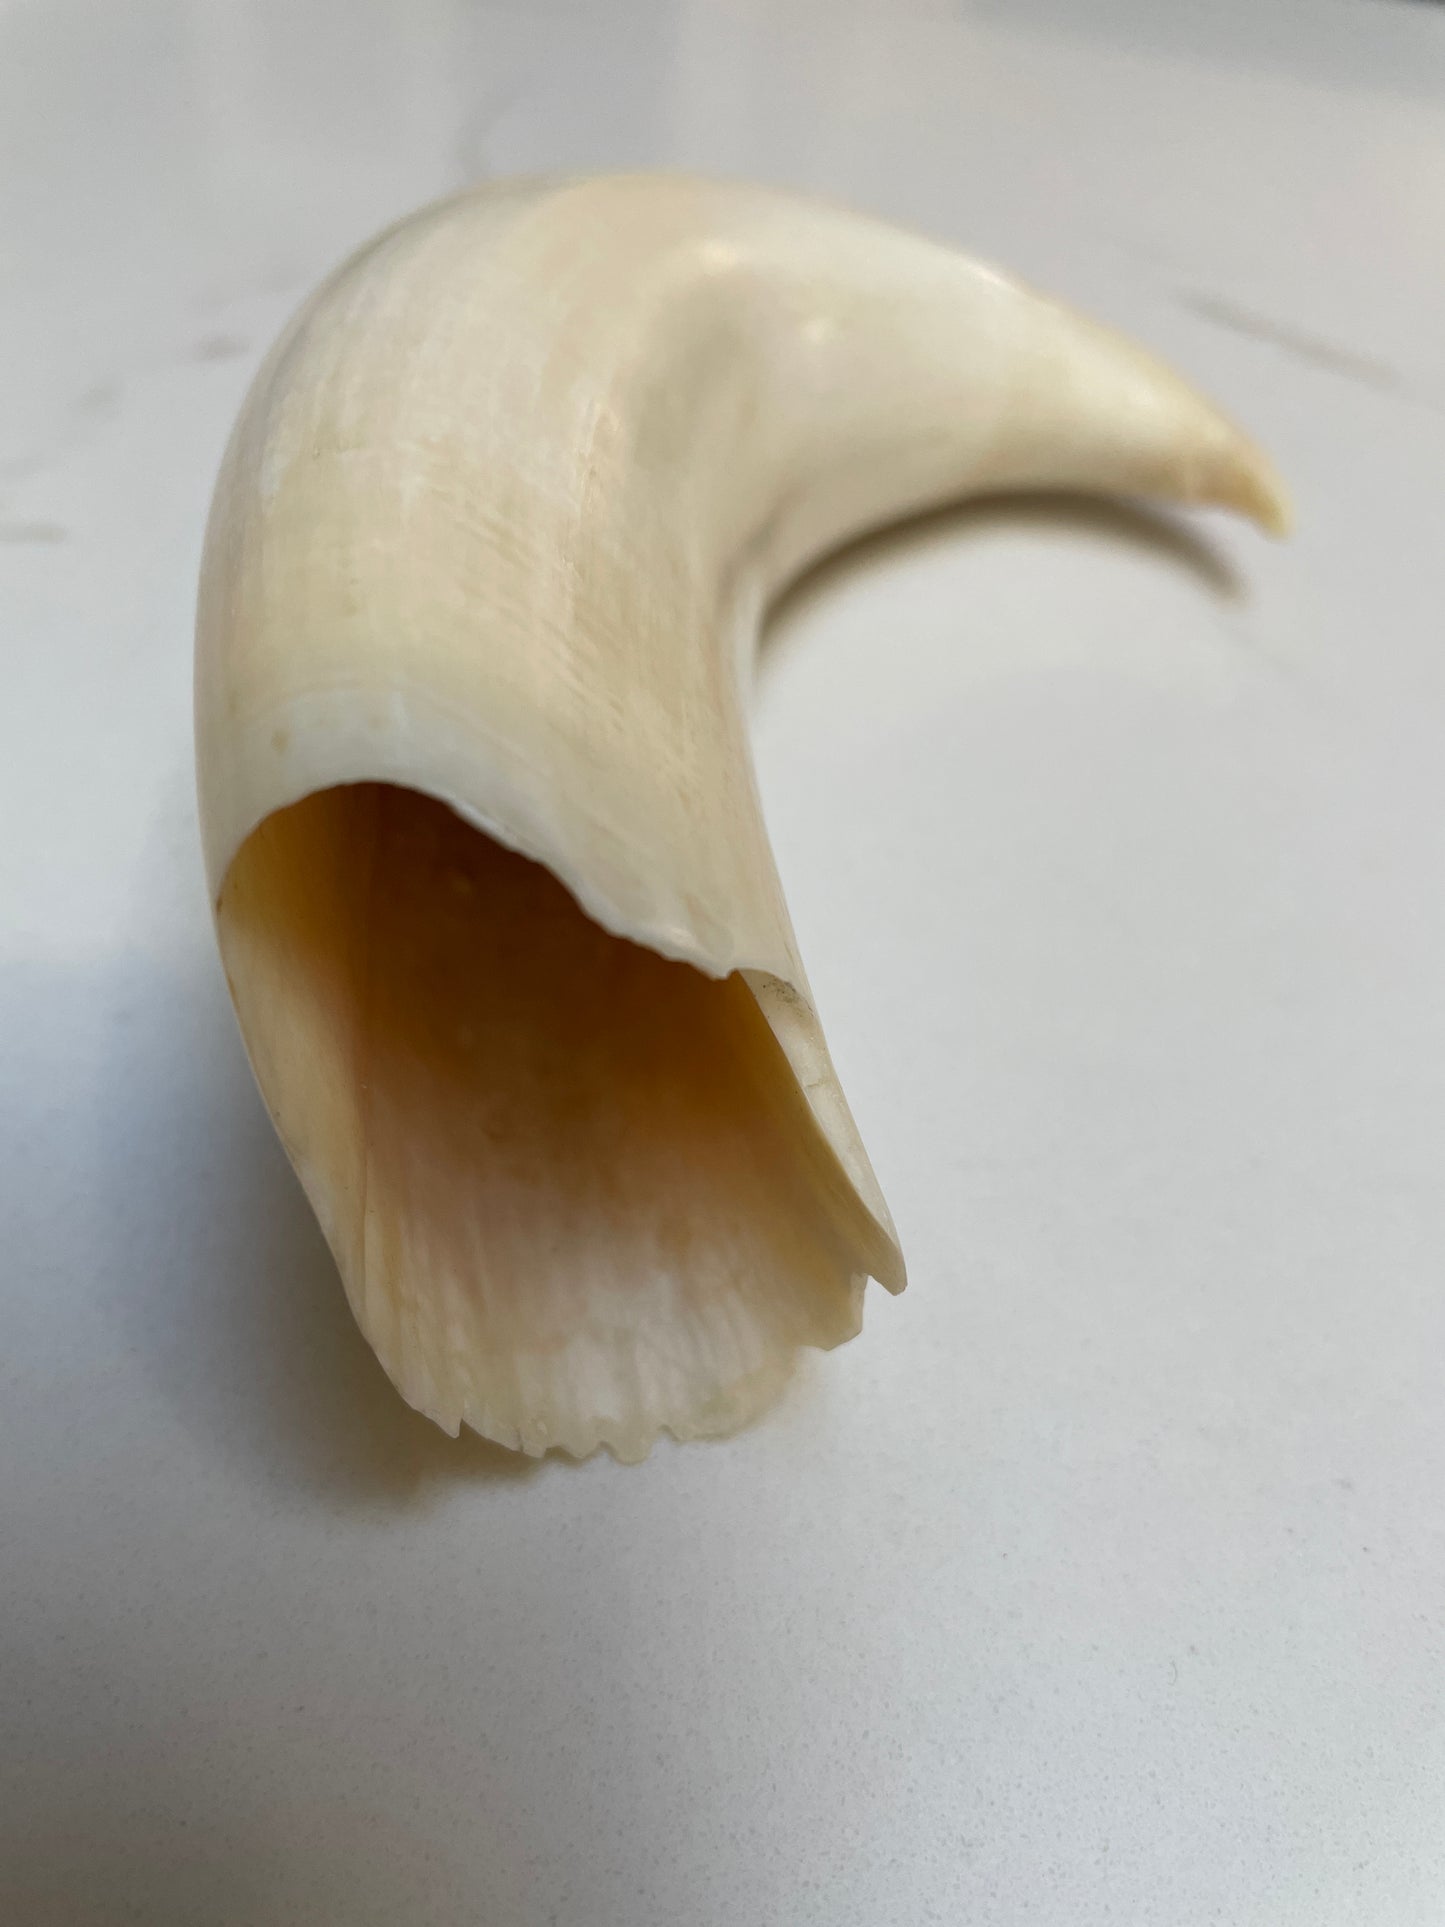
[353,784,382,1389]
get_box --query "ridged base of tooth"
[382,1271,867,1465]
[218,783,885,1462]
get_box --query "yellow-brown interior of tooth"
[215,783,877,1459]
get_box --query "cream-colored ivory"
[196,175,1287,1459]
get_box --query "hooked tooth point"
[196,173,1287,1461]
[1230,452,1293,538]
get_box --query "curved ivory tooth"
[195,174,1288,1462]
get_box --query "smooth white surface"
[3,3,1444,1922]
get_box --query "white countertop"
[4,3,1445,1922]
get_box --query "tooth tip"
[1211,432,1293,537]
[1238,462,1293,539]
